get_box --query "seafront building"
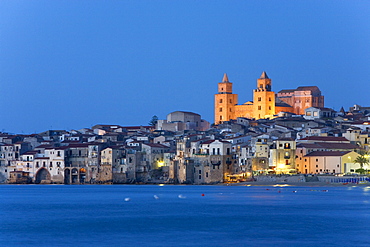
[1,73,370,184]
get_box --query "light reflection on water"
[1,185,370,247]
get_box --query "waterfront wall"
[255,175,370,184]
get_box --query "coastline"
[225,181,370,187]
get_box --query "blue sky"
[0,1,369,134]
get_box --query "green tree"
[148,115,158,126]
[354,151,369,169]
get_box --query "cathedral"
[214,72,324,124]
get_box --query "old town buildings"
[2,73,370,184]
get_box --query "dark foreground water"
[1,185,370,247]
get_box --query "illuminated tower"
[214,74,238,124]
[253,71,275,119]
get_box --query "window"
[199,175,201,179]
[229,99,232,103]
[258,97,261,102]
[206,172,208,177]
[57,151,61,157]
[219,108,222,112]
[284,152,290,159]
[268,106,271,110]
[258,106,261,110]
[316,159,318,162]
[219,99,222,103]
[199,170,201,174]
[269,97,271,102]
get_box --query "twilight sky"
[1,1,369,134]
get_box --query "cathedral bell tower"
[253,71,275,119]
[214,74,238,124]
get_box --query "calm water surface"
[1,185,370,246]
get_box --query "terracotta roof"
[22,151,38,155]
[35,144,53,149]
[201,140,215,145]
[315,142,358,150]
[278,89,295,94]
[296,86,320,92]
[297,142,358,150]
[142,143,169,148]
[260,71,269,79]
[297,143,322,148]
[222,73,229,82]
[67,143,90,148]
[277,138,294,141]
[304,151,351,157]
[298,136,349,142]
[275,102,292,107]
[46,146,69,150]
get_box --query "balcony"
[194,153,209,156]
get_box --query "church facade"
[214,72,324,124]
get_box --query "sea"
[1,184,370,247]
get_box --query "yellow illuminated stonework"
[214,71,324,124]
